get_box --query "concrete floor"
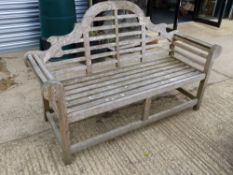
[0,20,233,174]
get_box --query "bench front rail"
[26,1,221,164]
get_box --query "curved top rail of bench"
[82,1,145,25]
[39,1,175,63]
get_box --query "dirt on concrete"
[0,55,49,144]
[0,58,16,91]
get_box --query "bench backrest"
[40,1,171,80]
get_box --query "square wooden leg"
[193,80,206,111]
[42,97,50,122]
[142,97,152,120]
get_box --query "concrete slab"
[0,79,233,175]
[0,57,49,144]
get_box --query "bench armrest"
[171,33,222,73]
[26,51,55,83]
[145,18,178,41]
[173,33,222,60]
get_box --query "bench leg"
[193,45,219,110]
[51,82,72,165]
[142,97,152,120]
[42,97,50,122]
[58,116,72,165]
[193,80,206,111]
[57,99,72,164]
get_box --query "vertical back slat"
[84,32,92,74]
[141,22,146,62]
[114,9,120,67]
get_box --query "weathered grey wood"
[66,64,190,103]
[169,37,175,57]
[180,33,212,49]
[69,30,141,44]
[173,41,208,58]
[34,54,54,80]
[45,81,72,164]
[67,73,205,122]
[70,99,197,153]
[46,56,86,70]
[46,112,62,145]
[63,57,170,87]
[173,49,205,66]
[143,97,152,120]
[141,22,146,62]
[177,88,196,99]
[67,70,201,109]
[194,45,222,110]
[93,15,115,21]
[51,64,87,78]
[114,9,120,67]
[42,96,50,121]
[46,38,159,71]
[26,1,221,164]
[84,32,92,74]
[27,55,47,83]
[93,14,137,22]
[65,59,178,92]
[174,33,212,50]
[91,22,141,31]
[145,18,176,41]
[65,61,180,93]
[92,51,116,60]
[66,68,195,108]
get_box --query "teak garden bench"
[26,1,221,164]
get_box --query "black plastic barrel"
[39,0,76,38]
[39,0,77,50]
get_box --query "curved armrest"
[171,32,222,75]
[145,18,178,41]
[42,80,63,101]
[26,51,55,83]
[174,33,222,60]
[42,23,84,63]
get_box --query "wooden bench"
[26,1,221,164]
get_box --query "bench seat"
[64,57,205,123]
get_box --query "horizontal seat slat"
[65,61,182,97]
[67,71,205,122]
[66,65,192,106]
[68,71,201,112]
[50,52,154,79]
[62,56,166,86]
[64,58,175,90]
